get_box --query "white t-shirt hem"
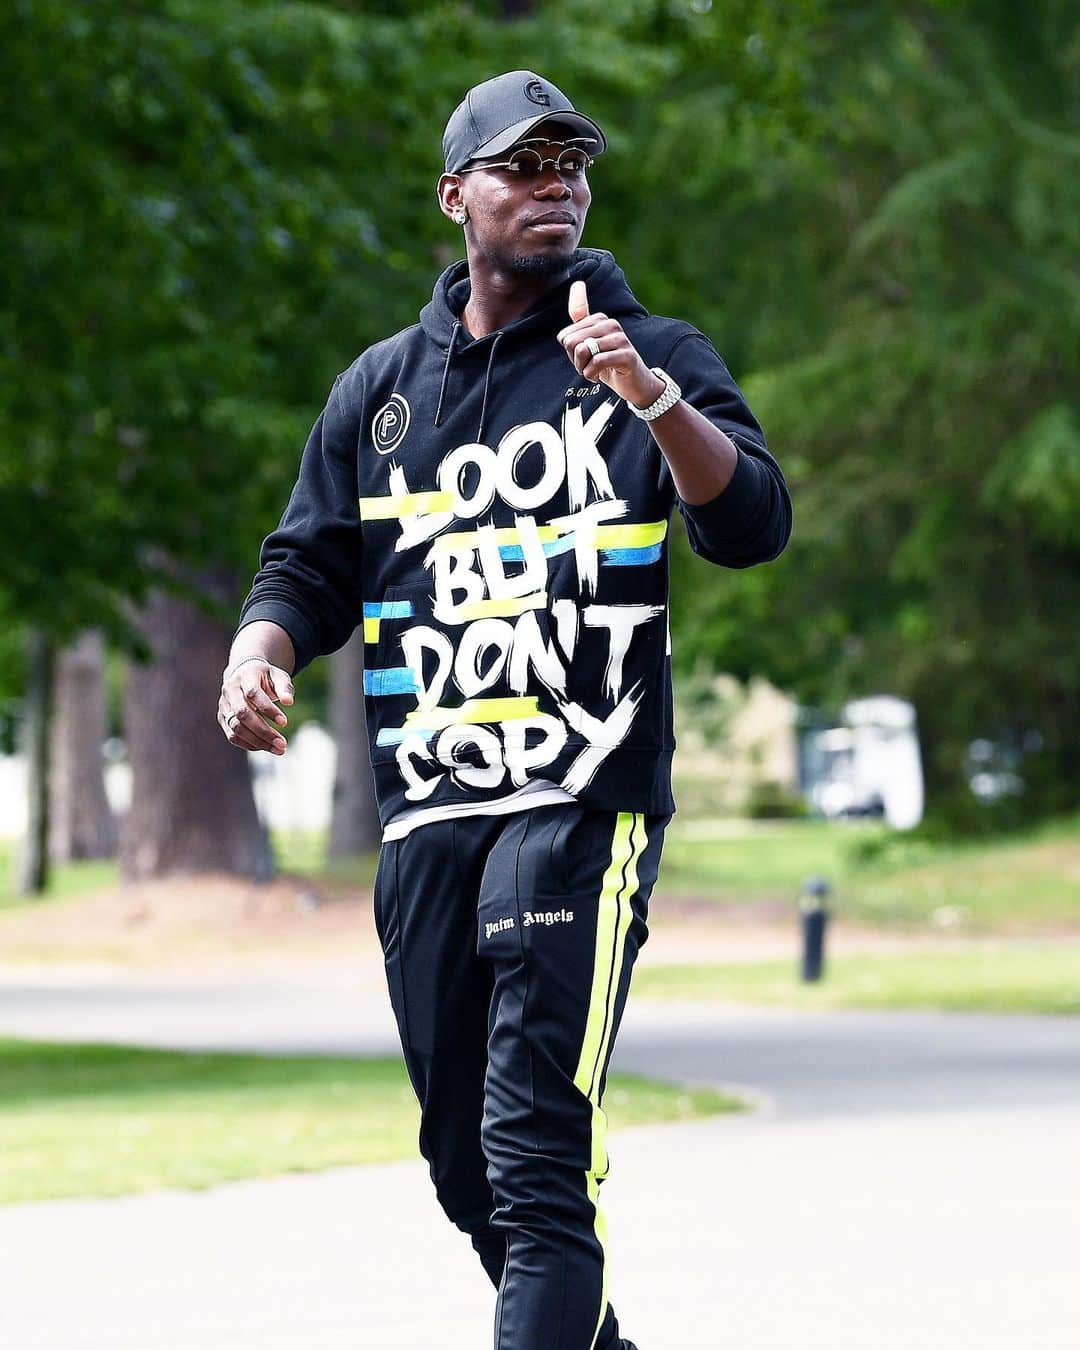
[381,779,577,842]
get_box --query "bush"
[745,780,810,819]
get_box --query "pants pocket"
[372,841,411,1045]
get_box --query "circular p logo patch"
[372,394,410,455]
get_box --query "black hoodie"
[234,246,792,829]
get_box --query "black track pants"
[372,800,670,1350]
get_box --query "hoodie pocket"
[368,583,432,696]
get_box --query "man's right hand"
[218,657,295,755]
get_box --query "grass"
[658,810,1080,933]
[4,813,1076,937]
[0,1038,745,1206]
[277,813,1080,935]
[0,836,119,912]
[0,831,375,913]
[633,939,1080,1015]
[271,829,378,887]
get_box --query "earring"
[453,208,468,224]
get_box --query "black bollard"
[798,875,832,982]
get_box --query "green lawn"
[4,814,1076,937]
[279,813,1080,935]
[0,1038,745,1205]
[658,811,1080,933]
[274,812,1080,935]
[0,837,119,912]
[0,831,374,912]
[634,939,1080,1015]
[272,829,378,886]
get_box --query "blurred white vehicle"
[805,695,924,830]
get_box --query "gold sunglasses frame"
[457,136,598,177]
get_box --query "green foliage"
[628,1,1080,817]
[1,0,392,645]
[2,0,1075,819]
[0,0,820,650]
[746,780,811,819]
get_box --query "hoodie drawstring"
[433,320,461,429]
[432,320,504,444]
[475,331,503,444]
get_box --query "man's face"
[441,118,594,277]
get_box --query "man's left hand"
[556,281,665,410]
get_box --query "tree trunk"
[49,629,117,861]
[14,625,55,896]
[328,626,380,856]
[120,563,271,881]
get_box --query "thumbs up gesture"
[557,280,666,410]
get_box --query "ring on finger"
[584,336,602,358]
[226,710,242,729]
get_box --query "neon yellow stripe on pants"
[573,811,647,1350]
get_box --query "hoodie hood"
[418,246,648,442]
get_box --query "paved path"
[3,966,1078,1118]
[1,968,1077,1348]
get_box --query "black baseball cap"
[442,69,607,174]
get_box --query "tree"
[12,628,53,895]
[742,1,1079,817]
[49,630,116,863]
[588,0,1079,819]
[7,0,1071,847]
[121,563,270,880]
[1,1,397,882]
[328,629,380,857]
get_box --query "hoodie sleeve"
[232,369,364,676]
[656,330,792,569]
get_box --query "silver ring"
[584,336,601,358]
[227,711,241,729]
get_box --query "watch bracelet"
[630,366,681,421]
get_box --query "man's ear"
[436,172,464,221]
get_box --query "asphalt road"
[1,967,1077,1349]
[2,967,1078,1119]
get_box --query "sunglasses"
[459,137,597,179]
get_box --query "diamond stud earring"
[453,208,468,224]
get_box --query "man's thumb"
[568,280,589,323]
[268,667,295,705]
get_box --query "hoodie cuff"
[675,444,768,535]
[232,601,318,676]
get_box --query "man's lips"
[525,213,576,233]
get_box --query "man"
[221,69,791,1350]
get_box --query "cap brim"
[467,111,607,164]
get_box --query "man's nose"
[534,168,572,197]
